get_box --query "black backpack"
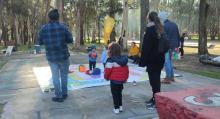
[158,33,170,54]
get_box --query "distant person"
[100,45,108,68]
[37,9,73,102]
[159,11,180,84]
[104,43,129,114]
[139,11,165,110]
[110,28,116,42]
[179,33,186,57]
[118,37,123,48]
[128,42,140,64]
[88,46,98,71]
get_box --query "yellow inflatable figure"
[103,16,115,44]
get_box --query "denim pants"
[49,58,70,98]
[164,49,174,79]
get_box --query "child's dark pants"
[89,61,96,70]
[179,47,184,56]
[110,82,123,109]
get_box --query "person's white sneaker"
[133,81,137,86]
[113,109,120,114]
[119,106,123,112]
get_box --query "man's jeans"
[49,58,70,98]
[164,50,174,79]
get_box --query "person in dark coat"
[179,33,186,57]
[139,11,165,110]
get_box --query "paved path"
[0,52,220,119]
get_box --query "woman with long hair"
[139,11,165,109]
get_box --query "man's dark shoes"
[63,94,68,100]
[145,98,154,106]
[145,98,156,110]
[146,103,155,110]
[52,97,64,102]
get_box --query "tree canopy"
[0,0,219,55]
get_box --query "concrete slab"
[0,52,220,119]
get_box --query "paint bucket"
[79,65,86,72]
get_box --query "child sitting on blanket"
[104,43,129,114]
[88,46,98,71]
[100,45,108,68]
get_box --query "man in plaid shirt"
[37,9,73,102]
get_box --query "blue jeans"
[49,58,70,98]
[164,50,174,79]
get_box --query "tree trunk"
[187,0,195,32]
[109,0,116,43]
[121,0,129,51]
[45,0,51,21]
[97,16,101,43]
[97,0,101,44]
[92,22,96,43]
[0,0,3,42]
[18,17,24,45]
[86,23,90,43]
[27,17,32,46]
[140,0,149,49]
[209,0,218,41]
[75,9,81,48]
[210,23,217,41]
[198,0,209,55]
[14,16,21,45]
[80,20,84,45]
[75,0,85,46]
[23,19,28,45]
[217,0,220,40]
[56,0,64,22]
[32,0,40,43]
[41,0,51,24]
[151,0,160,12]
[216,0,220,40]
[1,23,7,47]
[11,26,14,41]
[92,11,97,43]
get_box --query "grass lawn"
[180,68,220,80]
[173,43,220,80]
[0,46,4,51]
[194,70,220,79]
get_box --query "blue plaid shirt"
[37,21,73,62]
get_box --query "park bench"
[185,42,215,48]
[3,46,14,56]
